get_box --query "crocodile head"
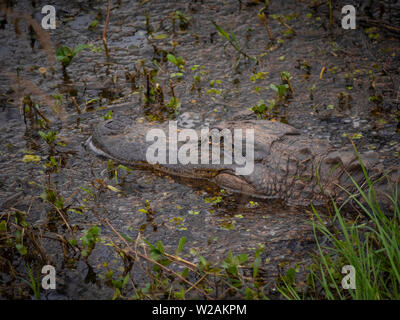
[90,117,399,210]
[90,118,299,199]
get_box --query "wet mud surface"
[0,0,399,299]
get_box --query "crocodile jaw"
[213,172,259,195]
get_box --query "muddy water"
[0,0,399,299]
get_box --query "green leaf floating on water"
[22,155,41,163]
[152,33,168,40]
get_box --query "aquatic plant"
[328,0,333,29]
[39,130,59,156]
[171,10,190,31]
[309,84,316,100]
[88,20,98,30]
[166,96,180,111]
[139,200,154,216]
[167,53,186,71]
[24,264,41,300]
[79,226,102,259]
[56,44,88,69]
[191,64,205,91]
[251,98,277,119]
[40,188,65,211]
[270,83,288,101]
[212,21,256,61]
[102,110,113,120]
[22,96,50,131]
[280,71,294,93]
[257,0,274,42]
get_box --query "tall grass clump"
[278,146,400,300]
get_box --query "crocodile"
[90,117,399,208]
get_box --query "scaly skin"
[90,118,399,207]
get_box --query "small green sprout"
[88,20,98,30]
[167,97,181,111]
[80,225,102,258]
[251,99,277,118]
[56,44,89,69]
[39,130,58,146]
[167,53,186,71]
[270,83,289,100]
[102,110,113,120]
[212,21,256,61]
[280,71,294,93]
[310,84,316,100]
[172,10,190,30]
